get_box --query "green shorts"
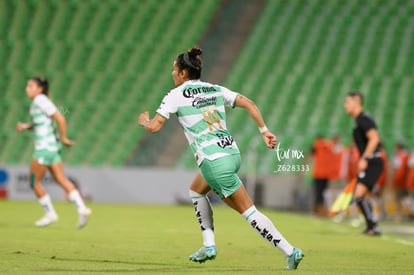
[199,154,242,199]
[32,150,61,166]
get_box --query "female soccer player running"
[138,47,304,270]
[16,77,91,228]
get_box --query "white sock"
[38,194,57,215]
[189,190,215,247]
[242,205,294,256]
[69,190,87,213]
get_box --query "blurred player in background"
[346,141,360,181]
[16,77,91,228]
[310,134,348,216]
[310,134,332,216]
[344,92,383,236]
[392,142,409,221]
[138,47,303,269]
[325,135,348,218]
[329,135,347,184]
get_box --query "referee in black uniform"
[344,92,384,236]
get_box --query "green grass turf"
[0,201,413,274]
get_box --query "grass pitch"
[0,201,413,274]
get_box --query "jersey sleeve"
[34,94,58,116]
[358,115,376,133]
[156,90,178,120]
[220,86,239,108]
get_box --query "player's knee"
[189,189,203,198]
[30,173,41,190]
[354,197,368,207]
[354,197,363,204]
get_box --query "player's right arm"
[234,94,276,149]
[139,89,176,133]
[138,112,166,133]
[16,122,33,131]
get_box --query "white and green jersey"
[157,80,240,166]
[30,94,59,152]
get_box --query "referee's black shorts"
[357,158,384,191]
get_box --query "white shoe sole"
[35,214,59,227]
[78,208,92,229]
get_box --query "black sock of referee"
[367,199,378,225]
[356,197,376,230]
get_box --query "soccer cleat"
[77,208,92,229]
[286,247,304,270]
[35,212,58,227]
[362,227,381,236]
[188,246,217,263]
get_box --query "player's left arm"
[234,94,276,149]
[234,95,266,128]
[138,112,166,133]
[52,111,75,146]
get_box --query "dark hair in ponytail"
[30,77,49,96]
[176,47,203,79]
